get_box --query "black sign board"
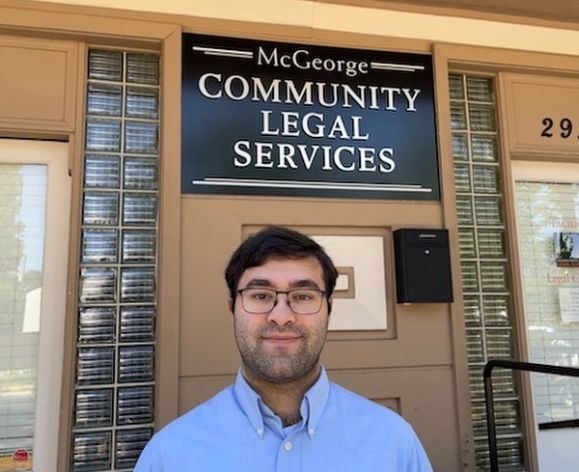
[182,33,440,200]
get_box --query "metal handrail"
[483,359,579,472]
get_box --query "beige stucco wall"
[32,0,579,55]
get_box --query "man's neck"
[242,364,321,427]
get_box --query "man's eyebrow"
[242,279,322,289]
[243,279,272,288]
[289,279,321,289]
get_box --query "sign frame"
[182,33,440,200]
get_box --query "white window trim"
[512,160,579,183]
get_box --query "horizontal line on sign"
[192,46,253,58]
[370,62,425,72]
[204,51,254,59]
[192,178,432,193]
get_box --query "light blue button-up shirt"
[135,368,433,471]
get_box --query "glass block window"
[73,50,160,471]
[449,74,525,471]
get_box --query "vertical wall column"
[72,50,161,471]
[449,74,525,471]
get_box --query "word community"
[199,74,421,111]
[198,74,422,174]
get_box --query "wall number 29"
[541,117,576,139]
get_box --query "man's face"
[231,256,330,384]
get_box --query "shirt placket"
[275,429,303,472]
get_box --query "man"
[135,226,432,471]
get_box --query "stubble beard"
[235,323,327,384]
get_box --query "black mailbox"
[393,229,453,303]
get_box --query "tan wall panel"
[179,196,450,378]
[179,374,236,414]
[0,35,78,132]
[433,43,476,470]
[502,73,579,159]
[323,302,451,369]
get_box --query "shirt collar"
[303,366,329,438]
[233,366,330,439]
[233,370,265,437]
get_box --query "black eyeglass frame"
[236,287,328,315]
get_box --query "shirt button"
[284,441,293,452]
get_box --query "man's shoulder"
[328,381,414,434]
[134,385,247,470]
[153,385,237,440]
[319,382,433,471]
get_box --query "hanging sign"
[182,33,439,200]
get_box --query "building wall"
[0,1,578,471]
[30,0,579,55]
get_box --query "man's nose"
[266,293,296,325]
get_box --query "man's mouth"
[261,334,302,345]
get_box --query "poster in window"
[555,232,579,267]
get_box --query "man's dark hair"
[225,226,338,302]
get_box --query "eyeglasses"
[237,287,327,315]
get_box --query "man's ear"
[227,298,234,315]
[327,297,333,315]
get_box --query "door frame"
[511,159,579,471]
[0,139,70,471]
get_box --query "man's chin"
[252,359,319,384]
